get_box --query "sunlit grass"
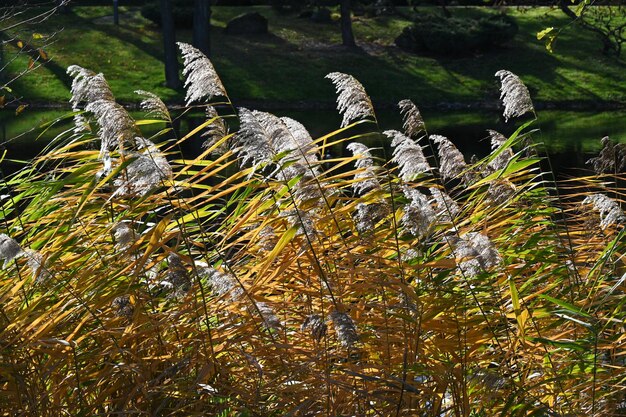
[3,6,626,105]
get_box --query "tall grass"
[1,44,625,416]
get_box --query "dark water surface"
[1,108,625,176]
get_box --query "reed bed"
[1,44,625,416]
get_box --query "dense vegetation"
[1,43,625,416]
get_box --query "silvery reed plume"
[401,186,435,239]
[386,129,430,181]
[135,90,171,122]
[178,42,227,105]
[582,193,626,230]
[347,142,381,195]
[429,187,460,222]
[398,99,426,138]
[431,134,467,182]
[495,70,534,122]
[326,72,375,128]
[453,232,501,278]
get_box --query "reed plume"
[431,134,467,181]
[401,186,435,239]
[178,42,227,104]
[301,314,327,341]
[0,234,21,268]
[347,142,381,195]
[135,89,171,122]
[453,232,501,277]
[487,129,514,172]
[495,70,534,121]
[386,129,430,181]
[85,99,137,158]
[398,99,425,137]
[430,187,460,222]
[67,65,114,109]
[330,310,358,349]
[326,72,375,128]
[112,137,172,197]
[586,136,626,174]
[582,193,626,229]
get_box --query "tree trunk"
[339,0,356,48]
[193,0,211,56]
[113,0,119,25]
[159,0,181,89]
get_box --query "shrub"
[1,44,625,416]
[395,13,518,55]
[141,0,195,28]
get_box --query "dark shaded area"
[395,13,518,55]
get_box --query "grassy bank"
[3,6,626,107]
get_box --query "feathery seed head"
[354,202,389,233]
[401,186,436,239]
[347,142,381,195]
[582,193,626,230]
[178,42,227,104]
[113,137,172,197]
[200,266,243,300]
[301,314,327,342]
[429,187,460,222]
[330,310,358,349]
[72,113,91,135]
[275,117,320,179]
[67,65,114,109]
[453,232,501,277]
[386,129,430,181]
[487,130,514,172]
[202,106,229,153]
[281,209,317,238]
[398,99,425,138]
[257,226,278,252]
[431,135,467,181]
[235,108,276,171]
[256,302,281,330]
[163,253,191,297]
[280,117,319,166]
[326,72,375,128]
[135,90,170,122]
[85,99,137,158]
[586,136,626,174]
[23,249,51,284]
[487,180,516,205]
[0,234,22,268]
[495,70,534,122]
[112,222,136,251]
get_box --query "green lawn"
[3,5,626,107]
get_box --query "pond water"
[1,108,625,176]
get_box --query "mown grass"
[3,5,626,106]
